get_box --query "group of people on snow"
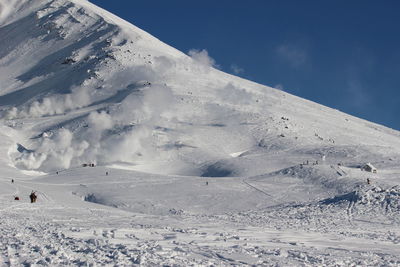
[13,191,37,203]
[12,179,38,203]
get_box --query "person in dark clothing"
[29,191,37,203]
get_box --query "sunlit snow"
[0,0,399,265]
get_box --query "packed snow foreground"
[0,0,399,265]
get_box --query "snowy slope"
[0,0,400,265]
[1,0,400,175]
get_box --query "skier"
[11,179,14,183]
[367,178,371,185]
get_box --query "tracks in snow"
[242,177,273,198]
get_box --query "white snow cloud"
[5,49,182,171]
[12,129,89,171]
[88,111,114,132]
[3,61,171,120]
[4,86,92,119]
[230,64,244,75]
[217,82,253,105]
[82,84,176,166]
[12,82,178,171]
[188,49,217,68]
[117,84,175,124]
[154,56,176,75]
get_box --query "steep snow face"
[1,0,400,175]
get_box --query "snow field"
[0,0,399,265]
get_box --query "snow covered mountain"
[2,0,400,176]
[0,0,399,265]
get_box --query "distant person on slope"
[29,191,37,203]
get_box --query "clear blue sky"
[90,0,400,130]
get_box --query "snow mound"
[252,164,360,195]
[221,185,400,234]
[321,185,400,213]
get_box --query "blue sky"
[90,0,400,130]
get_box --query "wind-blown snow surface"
[0,0,400,265]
